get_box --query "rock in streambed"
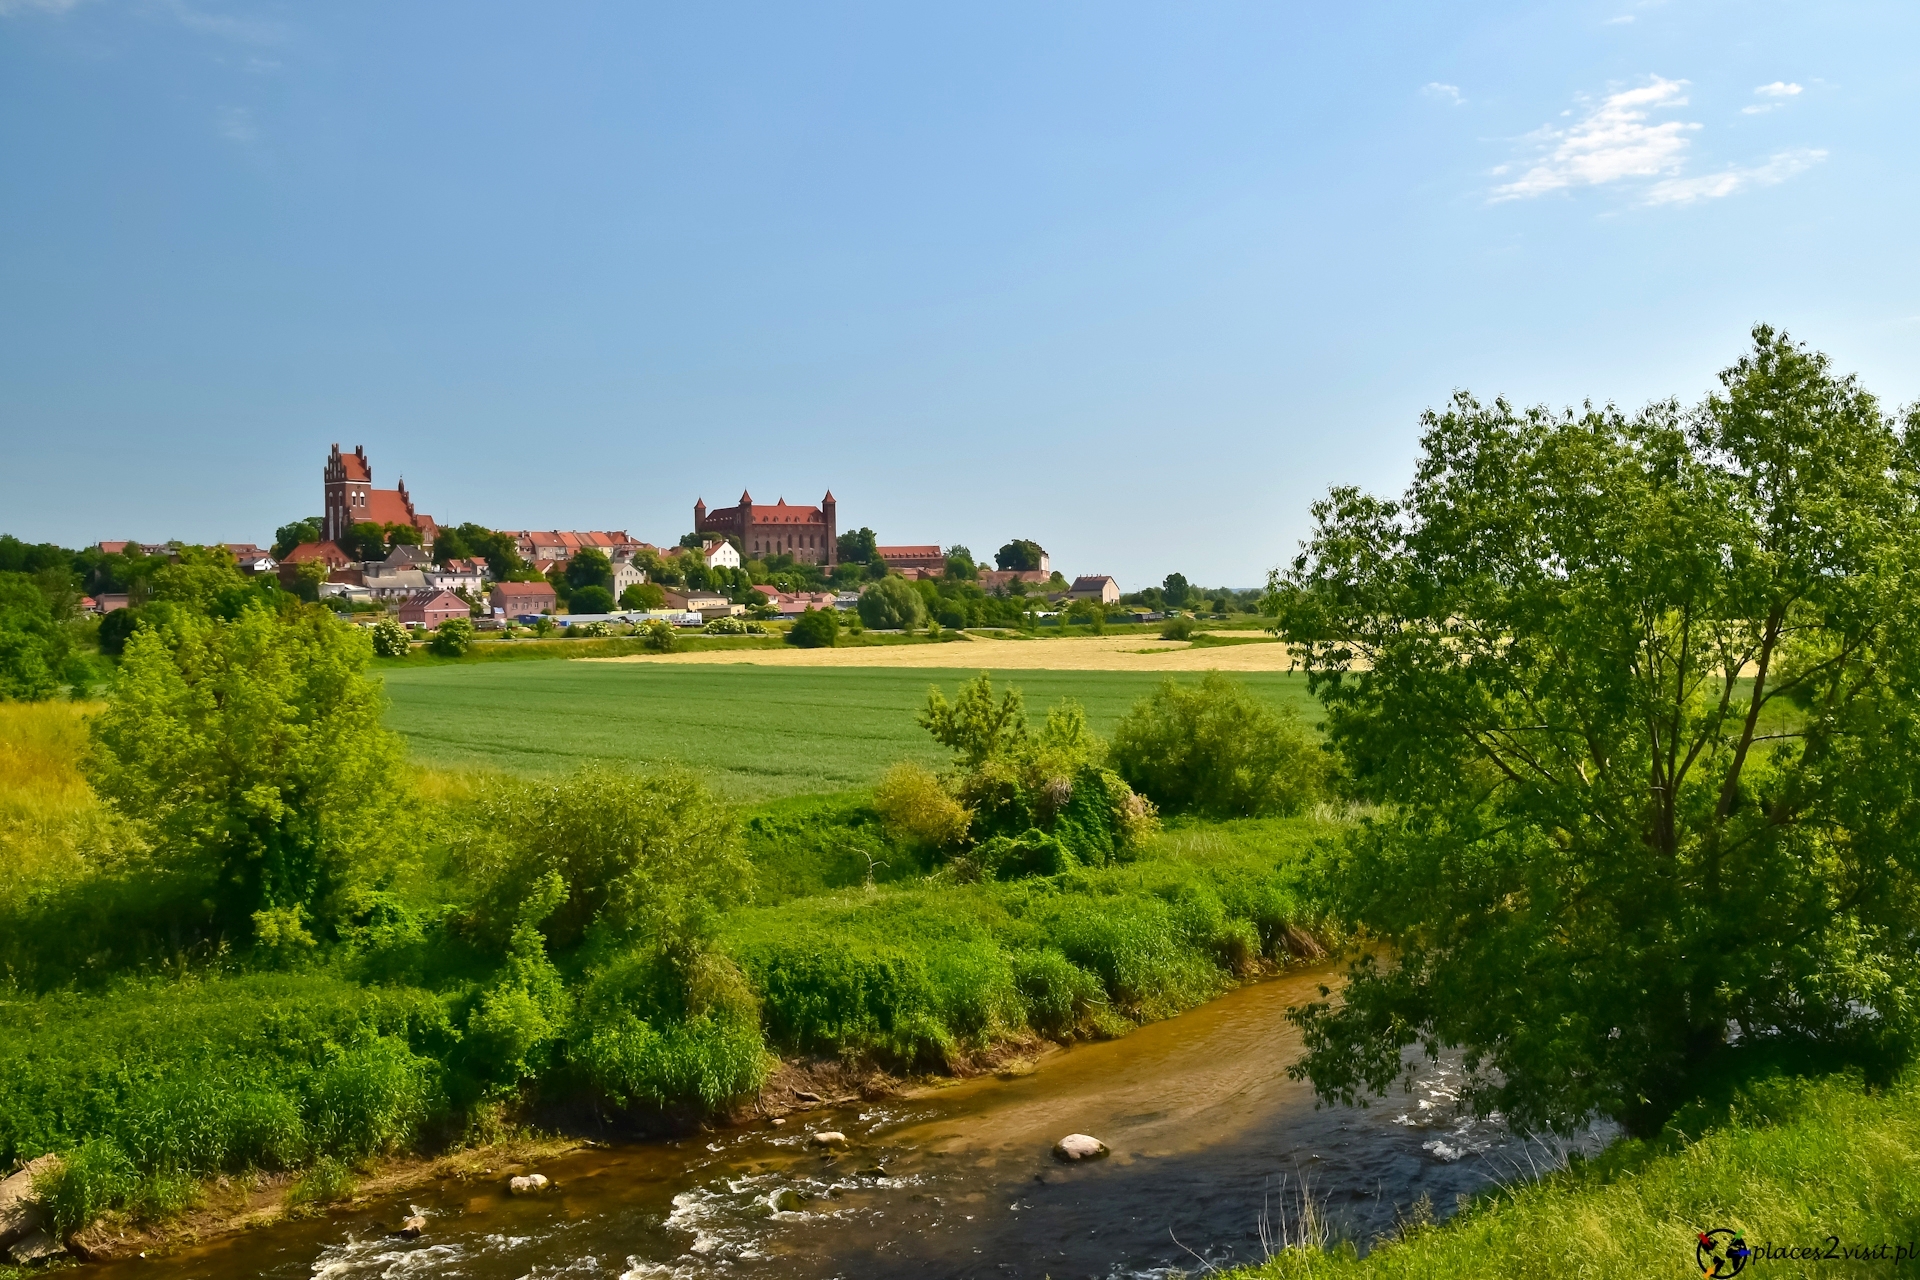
[1052,1134,1109,1162]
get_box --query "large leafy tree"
[1270,327,1920,1136]
[88,604,407,935]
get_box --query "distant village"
[88,445,1150,630]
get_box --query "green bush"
[303,1036,440,1160]
[286,1155,355,1207]
[1011,949,1104,1038]
[786,606,839,648]
[1159,616,1196,640]
[37,1137,136,1235]
[428,616,476,656]
[975,828,1074,879]
[370,616,411,657]
[640,618,676,652]
[1110,672,1323,817]
[569,585,614,615]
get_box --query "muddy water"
[93,964,1609,1279]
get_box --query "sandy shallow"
[585,632,1303,672]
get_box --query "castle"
[323,444,439,547]
[694,490,837,566]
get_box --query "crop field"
[380,662,1318,798]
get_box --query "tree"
[640,618,676,652]
[273,519,323,558]
[1110,673,1323,817]
[1162,573,1190,607]
[944,546,977,580]
[569,585,614,615]
[857,575,926,631]
[439,523,526,580]
[0,574,72,700]
[995,539,1046,572]
[566,548,614,594]
[1268,326,1920,1137]
[621,582,666,610]
[787,606,839,648]
[87,606,407,933]
[342,522,390,562]
[837,527,879,564]
[428,617,476,656]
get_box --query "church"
[694,490,837,566]
[323,444,440,548]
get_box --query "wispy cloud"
[1742,81,1804,114]
[0,0,86,15]
[1423,82,1465,106]
[1492,77,1697,201]
[160,0,289,45]
[1605,14,1635,24]
[216,105,260,145]
[1644,148,1825,204]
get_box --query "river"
[90,962,1611,1279]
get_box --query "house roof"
[1071,575,1117,590]
[366,489,417,528]
[334,445,372,482]
[97,541,131,555]
[492,580,556,598]
[876,545,941,559]
[403,589,467,609]
[284,541,351,565]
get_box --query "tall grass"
[0,701,123,904]
[1231,1068,1920,1278]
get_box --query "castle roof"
[333,444,371,482]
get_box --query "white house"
[611,559,649,600]
[702,540,742,571]
[1068,575,1121,605]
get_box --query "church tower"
[323,444,374,543]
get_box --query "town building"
[702,540,742,571]
[694,491,837,566]
[610,559,648,601]
[360,567,429,601]
[276,540,354,590]
[875,545,944,574]
[977,569,1054,593]
[399,590,470,628]
[323,445,440,548]
[506,530,641,563]
[425,559,489,595]
[1068,575,1121,605]
[491,581,557,618]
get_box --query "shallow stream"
[91,963,1608,1279]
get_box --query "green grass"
[380,664,1319,799]
[1230,1067,1920,1279]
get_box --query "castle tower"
[821,490,838,567]
[323,444,374,543]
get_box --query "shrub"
[1011,950,1104,1038]
[303,1037,439,1160]
[856,576,925,631]
[786,606,839,648]
[568,1006,769,1109]
[1159,616,1196,641]
[975,828,1073,879]
[640,619,676,652]
[370,616,411,657]
[572,620,612,637]
[871,762,971,851]
[428,617,476,656]
[620,583,667,610]
[1110,672,1323,817]
[703,616,767,636]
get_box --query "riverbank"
[1224,1066,1920,1279]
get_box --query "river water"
[92,963,1610,1279]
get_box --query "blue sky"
[2,1,1914,587]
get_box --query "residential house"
[610,559,647,601]
[766,591,840,618]
[505,530,640,563]
[277,541,354,590]
[701,540,742,571]
[399,590,471,628]
[661,588,738,621]
[380,544,434,569]
[1068,575,1121,605]
[225,544,277,574]
[424,558,489,595]
[491,581,557,618]
[360,566,429,601]
[94,593,131,614]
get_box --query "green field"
[380,663,1318,797]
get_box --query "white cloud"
[1605,14,1635,24]
[1743,82,1804,114]
[1492,77,1697,201]
[1423,82,1464,105]
[216,105,260,144]
[1643,148,1825,204]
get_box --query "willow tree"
[1270,327,1920,1135]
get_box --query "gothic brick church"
[695,490,837,566]
[323,444,440,547]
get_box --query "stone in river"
[398,1213,428,1238]
[1052,1134,1109,1162]
[810,1131,848,1147]
[7,1228,64,1265]
[508,1173,551,1195]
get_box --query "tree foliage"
[787,606,839,648]
[836,527,878,564]
[565,548,613,594]
[857,575,926,631]
[1268,326,1920,1135]
[87,606,408,933]
[273,519,323,558]
[1110,673,1323,818]
[995,539,1046,572]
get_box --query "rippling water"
[92,964,1613,1280]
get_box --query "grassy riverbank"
[0,676,1331,1254]
[1230,1067,1920,1278]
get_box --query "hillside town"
[87,444,1159,633]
